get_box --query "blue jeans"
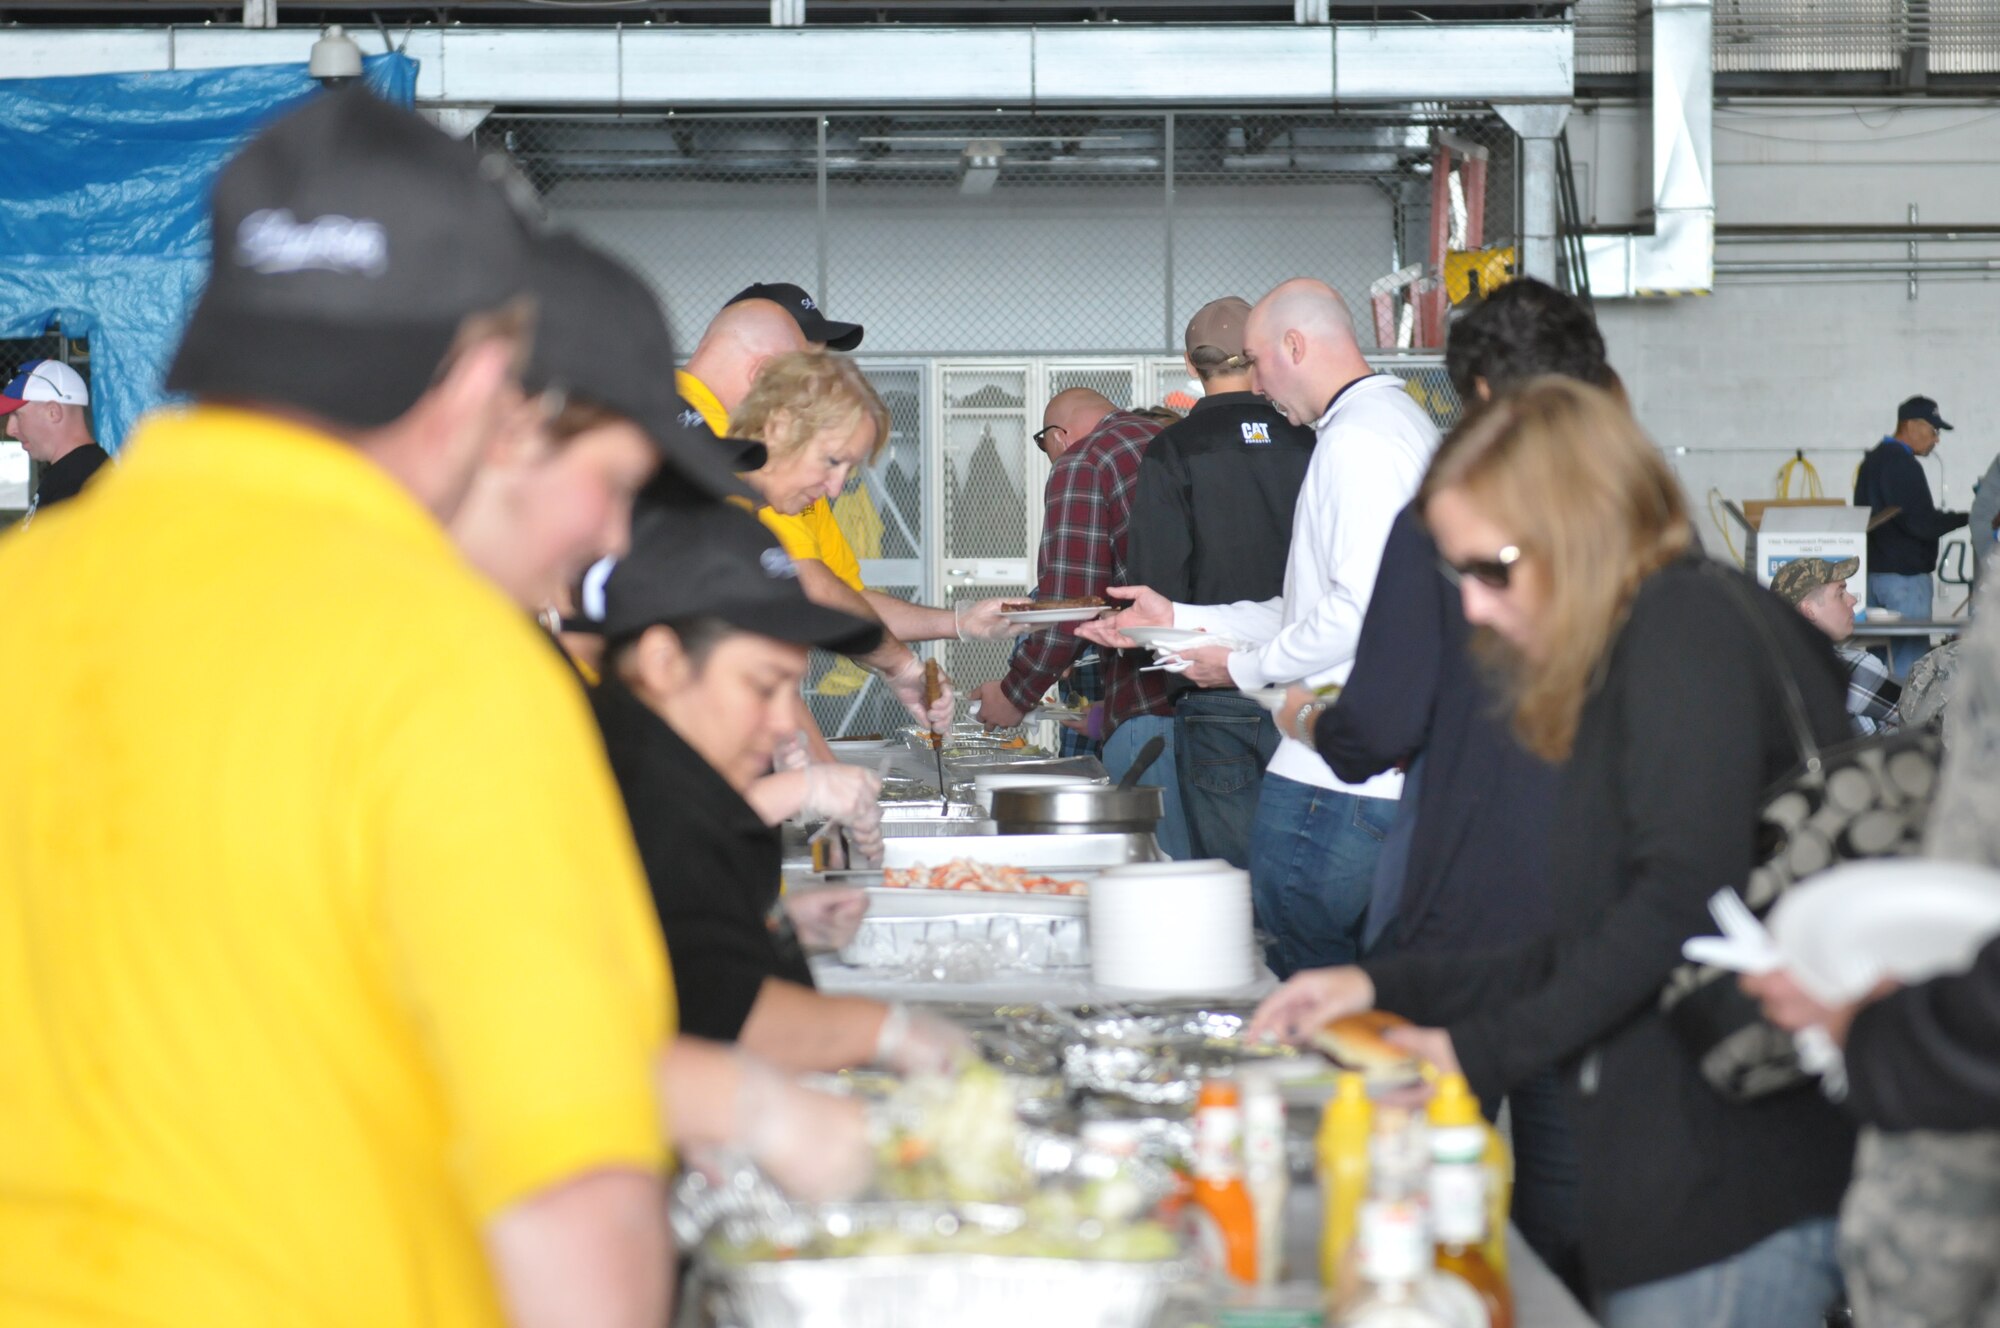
[1104,714,1190,860]
[1598,1217,1843,1328]
[1867,571,1935,682]
[1173,691,1278,870]
[1247,773,1397,977]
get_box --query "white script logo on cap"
[236,209,390,277]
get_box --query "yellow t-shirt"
[0,407,673,1328]
[760,497,867,593]
[676,368,869,593]
[676,368,728,437]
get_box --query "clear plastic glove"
[783,887,869,952]
[771,728,812,773]
[955,597,1031,641]
[736,1054,874,1202]
[800,764,884,865]
[800,762,882,823]
[873,1002,977,1077]
[881,653,955,731]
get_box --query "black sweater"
[1312,506,1558,954]
[590,675,813,1042]
[1854,439,1967,576]
[1363,558,1857,1293]
[1846,931,2000,1130]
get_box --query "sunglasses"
[1438,544,1524,590]
[1032,425,1067,448]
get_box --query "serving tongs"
[923,658,950,805]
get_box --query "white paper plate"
[1768,859,2000,1003]
[1118,625,1247,654]
[1001,605,1111,625]
[1097,859,1238,879]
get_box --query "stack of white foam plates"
[1088,859,1258,996]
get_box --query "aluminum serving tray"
[821,836,1155,972]
[839,897,1090,969]
[877,801,996,838]
[711,1252,1184,1328]
[875,832,1161,871]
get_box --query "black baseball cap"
[600,498,882,655]
[724,282,863,352]
[1898,395,1953,431]
[525,233,751,502]
[167,87,535,429]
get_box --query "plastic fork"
[1680,887,1783,974]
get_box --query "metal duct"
[1582,0,1714,297]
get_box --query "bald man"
[1083,278,1439,971]
[970,388,1189,858]
[675,294,820,438]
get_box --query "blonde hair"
[729,351,889,464]
[1420,376,1692,760]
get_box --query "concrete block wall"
[1571,100,2000,599]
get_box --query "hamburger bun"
[1311,1011,1420,1081]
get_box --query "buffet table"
[684,994,1600,1328]
[811,954,1280,1008]
[729,735,1602,1327]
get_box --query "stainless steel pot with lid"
[989,784,1164,835]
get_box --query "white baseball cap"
[0,359,89,415]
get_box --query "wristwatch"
[1291,699,1323,743]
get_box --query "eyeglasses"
[1438,544,1524,590]
[1032,425,1067,448]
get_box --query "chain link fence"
[482,110,1501,735]
[483,109,1517,357]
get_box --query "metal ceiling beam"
[0,22,1574,106]
[0,1,1561,13]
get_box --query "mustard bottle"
[1426,1071,1514,1277]
[1316,1071,1373,1288]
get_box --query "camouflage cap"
[1771,556,1861,606]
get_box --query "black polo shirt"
[589,673,814,1042]
[28,443,109,520]
[1124,390,1316,608]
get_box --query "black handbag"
[1658,565,1944,1102]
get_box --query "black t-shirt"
[589,674,814,1041]
[1124,392,1316,698]
[28,443,109,519]
[1123,391,1317,608]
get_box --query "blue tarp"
[0,56,416,451]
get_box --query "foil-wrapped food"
[1006,1008,1309,1108]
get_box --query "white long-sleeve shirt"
[1174,374,1441,796]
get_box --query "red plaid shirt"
[1001,411,1175,724]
